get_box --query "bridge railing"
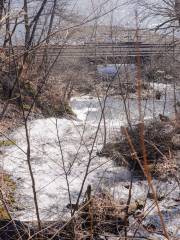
[1,42,179,64]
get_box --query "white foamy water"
[0,91,179,239]
[1,117,112,221]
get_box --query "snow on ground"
[0,94,179,238]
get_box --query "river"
[0,83,179,239]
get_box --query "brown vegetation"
[99,120,179,175]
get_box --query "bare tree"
[132,0,180,29]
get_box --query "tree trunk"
[175,0,180,25]
[0,0,5,20]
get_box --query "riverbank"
[0,98,75,135]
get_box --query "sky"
[69,0,165,28]
[11,0,164,28]
[6,0,176,44]
[70,0,137,26]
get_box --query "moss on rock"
[0,173,16,219]
[22,103,31,111]
[38,100,76,117]
[22,81,37,97]
[0,140,16,147]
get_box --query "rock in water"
[172,134,180,150]
[159,114,169,122]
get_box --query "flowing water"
[0,83,179,238]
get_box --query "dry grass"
[100,121,178,175]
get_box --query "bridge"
[34,42,175,64]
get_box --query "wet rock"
[145,223,157,232]
[155,90,161,100]
[124,184,130,189]
[0,220,31,240]
[174,150,180,168]
[66,203,79,211]
[172,134,180,150]
[159,114,169,122]
[147,192,165,201]
[164,74,173,81]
